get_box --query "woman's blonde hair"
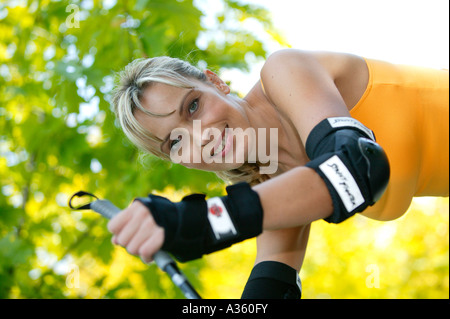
[111,56,269,186]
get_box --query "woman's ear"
[204,69,230,94]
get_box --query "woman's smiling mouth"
[211,125,231,157]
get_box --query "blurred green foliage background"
[0,0,448,299]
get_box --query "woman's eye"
[188,99,199,115]
[170,135,182,150]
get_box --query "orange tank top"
[350,58,449,221]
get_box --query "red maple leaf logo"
[209,204,222,217]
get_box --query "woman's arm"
[260,49,352,143]
[255,166,332,230]
[256,49,389,229]
[254,49,350,229]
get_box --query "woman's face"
[135,71,256,171]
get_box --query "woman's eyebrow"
[159,88,194,152]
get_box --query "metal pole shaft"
[89,199,201,299]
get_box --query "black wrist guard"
[135,182,264,262]
[241,261,302,299]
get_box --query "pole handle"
[87,198,201,299]
[89,200,173,270]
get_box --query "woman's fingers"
[107,203,134,234]
[114,204,148,247]
[139,227,165,263]
[107,200,164,262]
[126,216,158,255]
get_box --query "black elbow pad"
[305,117,390,223]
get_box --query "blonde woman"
[107,49,448,298]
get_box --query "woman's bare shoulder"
[257,49,353,143]
[260,49,368,110]
[262,49,364,80]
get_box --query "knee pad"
[241,261,302,299]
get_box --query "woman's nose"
[191,121,213,148]
[200,128,216,147]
